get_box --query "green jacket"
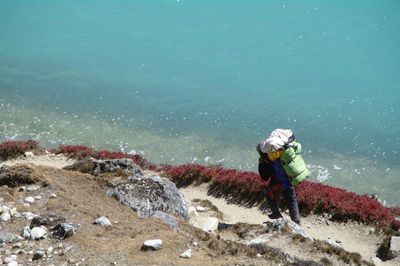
[280,141,309,186]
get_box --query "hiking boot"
[293,220,301,225]
[268,212,283,219]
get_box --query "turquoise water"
[0,1,399,204]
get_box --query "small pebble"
[10,207,17,216]
[196,206,206,212]
[179,248,191,258]
[24,197,35,204]
[8,261,18,266]
[26,185,40,192]
[47,246,54,254]
[33,250,45,261]
[12,243,22,249]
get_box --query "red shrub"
[53,145,96,159]
[160,163,267,194]
[52,145,156,170]
[0,140,39,160]
[296,181,395,226]
[389,207,400,217]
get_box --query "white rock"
[47,246,54,253]
[34,196,42,200]
[8,261,18,266]
[180,249,191,258]
[142,239,163,250]
[24,197,35,204]
[50,194,57,198]
[23,203,30,208]
[326,239,341,248]
[94,216,112,227]
[4,255,17,263]
[188,207,198,218]
[390,236,400,256]
[25,151,34,157]
[372,257,382,265]
[256,253,262,258]
[287,221,314,241]
[192,241,198,247]
[247,233,272,245]
[26,185,40,192]
[1,210,11,222]
[10,207,17,217]
[196,206,206,212]
[198,217,219,233]
[30,227,47,240]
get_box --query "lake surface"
[0,1,399,204]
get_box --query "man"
[257,129,301,224]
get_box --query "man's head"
[268,149,284,161]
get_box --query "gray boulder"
[50,223,80,239]
[0,232,21,244]
[64,158,143,178]
[93,158,143,177]
[108,175,188,220]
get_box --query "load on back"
[260,129,309,186]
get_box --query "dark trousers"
[266,182,300,223]
[258,158,300,223]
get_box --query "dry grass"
[0,165,288,265]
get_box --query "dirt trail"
[180,184,395,265]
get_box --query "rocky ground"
[0,154,399,266]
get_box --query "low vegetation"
[0,140,40,161]
[1,140,399,231]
